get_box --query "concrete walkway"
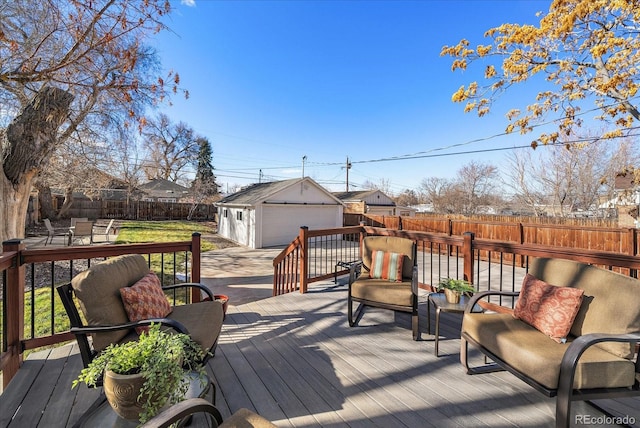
[200,246,284,307]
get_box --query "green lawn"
[115,220,217,252]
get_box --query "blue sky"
[153,0,550,194]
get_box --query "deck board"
[2,280,639,427]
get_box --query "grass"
[1,220,218,358]
[115,220,217,252]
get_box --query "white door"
[261,205,338,247]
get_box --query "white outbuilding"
[216,178,344,248]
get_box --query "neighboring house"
[216,178,344,248]
[138,179,190,202]
[333,189,416,217]
[599,174,640,227]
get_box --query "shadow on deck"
[2,280,639,427]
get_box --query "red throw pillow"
[369,250,404,282]
[513,273,584,343]
[120,272,172,334]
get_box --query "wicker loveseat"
[57,254,225,371]
[461,257,640,428]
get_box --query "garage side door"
[262,205,339,248]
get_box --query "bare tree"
[0,0,182,242]
[395,189,419,207]
[454,161,500,214]
[361,178,393,196]
[420,162,501,214]
[142,113,200,183]
[504,136,639,217]
[419,177,453,213]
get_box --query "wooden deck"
[2,280,639,427]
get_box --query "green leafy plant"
[73,323,207,424]
[437,277,475,294]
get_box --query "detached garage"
[216,178,344,248]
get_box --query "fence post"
[3,239,25,388]
[462,232,475,286]
[518,222,525,267]
[191,232,202,303]
[299,226,309,293]
[629,228,638,278]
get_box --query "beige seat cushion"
[72,254,149,351]
[168,301,224,354]
[351,277,413,307]
[463,313,636,390]
[529,258,640,358]
[219,408,277,428]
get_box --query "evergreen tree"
[193,138,219,196]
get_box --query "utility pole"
[345,156,352,191]
[259,169,263,183]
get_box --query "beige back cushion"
[529,257,640,358]
[362,236,415,280]
[71,254,150,351]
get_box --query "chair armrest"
[140,398,224,428]
[464,290,519,313]
[70,318,189,335]
[558,332,640,394]
[348,261,364,286]
[163,282,214,301]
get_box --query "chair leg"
[347,295,355,326]
[411,311,419,341]
[461,337,471,372]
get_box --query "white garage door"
[262,205,339,248]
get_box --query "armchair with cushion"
[347,235,419,340]
[57,254,224,376]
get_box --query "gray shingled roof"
[332,190,378,201]
[138,178,189,193]
[217,178,302,205]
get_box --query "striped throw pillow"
[369,250,404,282]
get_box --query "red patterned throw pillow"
[120,272,172,334]
[369,250,404,282]
[513,273,584,343]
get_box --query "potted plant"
[437,277,475,304]
[73,323,207,424]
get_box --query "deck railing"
[273,226,363,294]
[0,233,202,388]
[273,225,640,300]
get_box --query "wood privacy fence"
[53,199,217,221]
[344,213,637,256]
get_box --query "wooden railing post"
[359,221,366,250]
[3,239,25,388]
[462,232,475,286]
[299,226,309,293]
[191,232,201,302]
